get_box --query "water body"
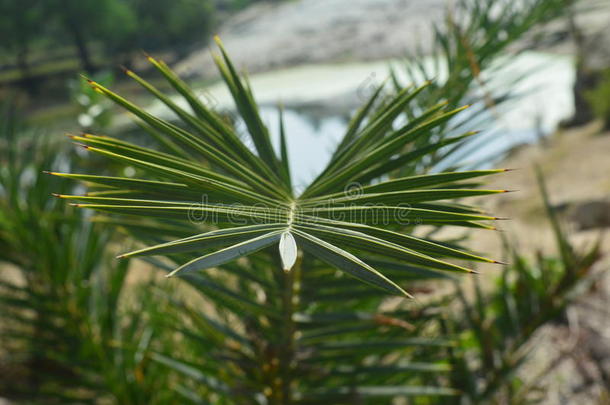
[144,51,575,188]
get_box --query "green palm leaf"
[52,39,505,298]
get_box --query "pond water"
[144,51,575,189]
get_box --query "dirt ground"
[468,121,610,261]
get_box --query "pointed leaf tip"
[279,231,297,272]
[121,65,134,76]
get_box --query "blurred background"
[1,0,610,404]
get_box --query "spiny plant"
[0,111,174,404]
[51,38,508,297]
[392,0,573,169]
[46,37,508,403]
[441,171,603,404]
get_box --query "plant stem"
[276,257,300,405]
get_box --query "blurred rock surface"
[176,0,610,79]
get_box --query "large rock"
[176,0,610,81]
[568,199,610,230]
[176,0,446,79]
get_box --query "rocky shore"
[177,0,444,78]
[176,0,610,80]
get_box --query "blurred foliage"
[0,0,48,79]
[50,0,136,72]
[442,171,603,404]
[217,0,284,11]
[0,110,176,403]
[118,0,214,56]
[0,0,286,82]
[584,68,610,130]
[392,0,572,170]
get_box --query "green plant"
[49,0,136,72]
[48,38,508,403]
[0,0,48,84]
[584,68,610,130]
[0,110,174,403]
[122,0,214,55]
[393,0,572,168]
[0,0,589,403]
[57,39,509,294]
[441,170,603,404]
